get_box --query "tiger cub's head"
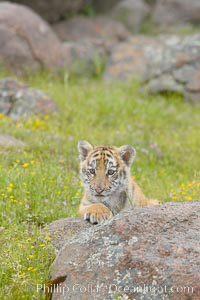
[78,140,136,198]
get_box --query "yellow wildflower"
[22,163,29,168]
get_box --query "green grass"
[0,72,200,299]
[140,17,200,36]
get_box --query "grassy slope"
[0,73,199,299]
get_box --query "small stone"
[0,78,58,119]
[0,134,26,148]
[146,74,183,94]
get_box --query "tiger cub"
[78,140,159,224]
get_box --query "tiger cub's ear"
[119,145,136,166]
[78,140,93,161]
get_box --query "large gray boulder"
[52,16,130,43]
[10,0,91,23]
[91,0,121,13]
[111,0,150,33]
[48,201,200,300]
[152,0,200,27]
[0,2,64,73]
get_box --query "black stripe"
[92,153,100,158]
[106,153,113,158]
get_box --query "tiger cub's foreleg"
[79,203,113,224]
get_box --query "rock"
[186,70,200,92]
[145,74,183,94]
[104,34,200,103]
[91,0,121,13]
[0,134,26,148]
[49,201,200,300]
[10,0,91,23]
[53,16,130,76]
[0,78,57,119]
[48,218,92,252]
[104,35,164,81]
[52,16,130,43]
[111,0,150,33]
[145,34,200,103]
[173,65,196,84]
[62,39,108,76]
[0,2,64,74]
[152,0,200,28]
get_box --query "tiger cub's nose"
[95,186,104,194]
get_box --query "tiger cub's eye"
[89,168,95,175]
[107,169,115,175]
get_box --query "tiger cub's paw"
[147,199,160,206]
[83,204,113,224]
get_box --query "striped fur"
[78,140,159,224]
